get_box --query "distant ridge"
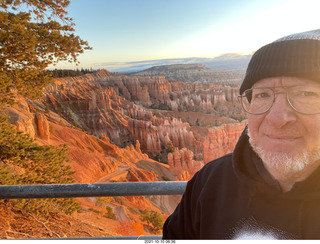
[100,53,252,73]
[130,63,245,84]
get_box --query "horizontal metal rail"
[0,181,187,199]
[1,181,186,240]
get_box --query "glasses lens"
[241,88,274,114]
[288,86,320,114]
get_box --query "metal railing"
[0,181,187,199]
[1,181,187,240]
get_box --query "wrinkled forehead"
[252,76,319,88]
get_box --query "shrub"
[140,209,164,234]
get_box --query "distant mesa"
[131,63,246,84]
[102,53,251,74]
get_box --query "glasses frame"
[238,86,320,115]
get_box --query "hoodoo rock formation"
[37,70,246,180]
[167,122,246,180]
[203,122,246,164]
[6,97,177,234]
[7,98,154,183]
[5,69,249,237]
[168,148,203,180]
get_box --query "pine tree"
[0,0,90,216]
[0,120,80,215]
[0,0,91,102]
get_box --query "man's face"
[247,77,320,180]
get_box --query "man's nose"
[265,93,297,128]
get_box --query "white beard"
[247,129,320,175]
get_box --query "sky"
[52,0,320,71]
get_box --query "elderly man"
[162,29,320,239]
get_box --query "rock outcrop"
[5,96,176,234]
[7,98,50,140]
[203,122,246,163]
[5,69,249,235]
[7,97,154,183]
[46,70,240,114]
[35,113,50,140]
[167,122,246,180]
[168,148,203,180]
[37,70,247,179]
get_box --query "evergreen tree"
[0,0,91,102]
[0,120,80,215]
[0,0,90,215]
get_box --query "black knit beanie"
[240,29,320,94]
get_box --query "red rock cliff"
[39,70,246,179]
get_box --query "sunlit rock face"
[4,69,248,227]
[167,122,246,180]
[7,99,154,184]
[37,70,246,179]
[202,123,246,164]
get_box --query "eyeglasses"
[238,85,320,115]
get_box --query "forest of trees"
[49,68,102,78]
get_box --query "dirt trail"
[98,167,130,182]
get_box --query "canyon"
[6,69,247,237]
[39,70,247,177]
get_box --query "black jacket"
[162,127,320,239]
